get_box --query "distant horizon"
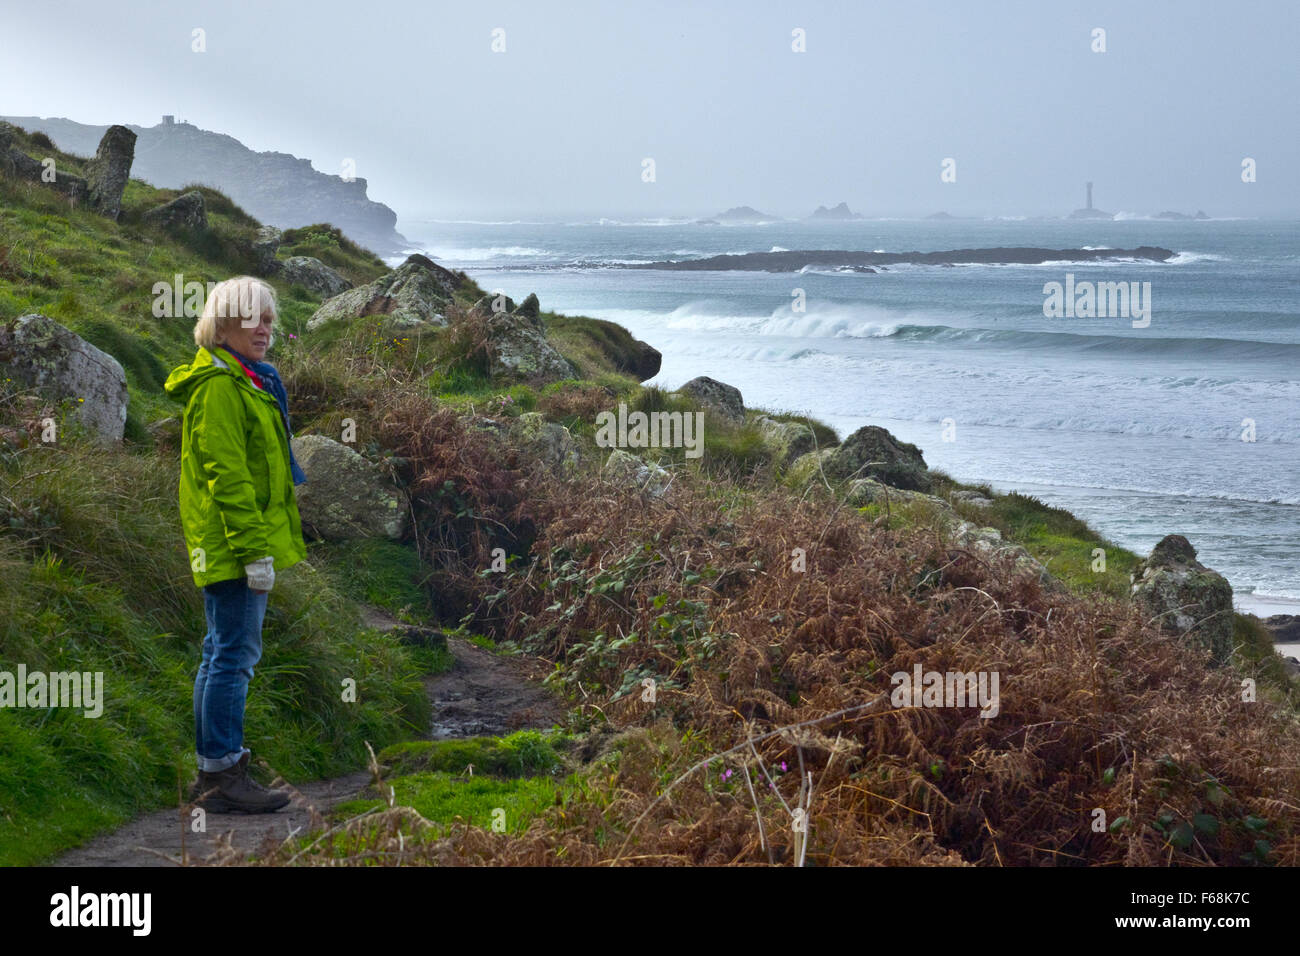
[12,111,1267,223]
[4,0,1295,221]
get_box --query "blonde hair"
[193,276,278,350]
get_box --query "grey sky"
[4,0,1296,220]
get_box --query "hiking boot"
[193,752,290,814]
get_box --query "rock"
[808,202,864,221]
[511,412,579,473]
[951,489,994,508]
[514,293,542,324]
[290,434,408,541]
[0,126,88,200]
[824,425,932,491]
[623,338,662,381]
[142,189,207,230]
[0,314,129,443]
[278,256,351,298]
[484,311,577,385]
[785,448,836,488]
[470,292,518,317]
[252,225,282,275]
[1262,615,1300,643]
[1282,656,1300,679]
[84,125,136,220]
[756,416,816,467]
[307,253,459,331]
[846,478,947,510]
[951,520,1055,587]
[676,376,744,423]
[603,449,671,497]
[1131,535,1234,665]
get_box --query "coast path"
[50,606,563,866]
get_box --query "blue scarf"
[223,346,307,486]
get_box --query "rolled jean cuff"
[197,747,249,773]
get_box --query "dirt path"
[51,609,563,867]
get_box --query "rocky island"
[625,245,1176,272]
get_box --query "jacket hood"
[165,346,247,404]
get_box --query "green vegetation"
[2,119,1295,868]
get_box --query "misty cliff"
[2,115,407,255]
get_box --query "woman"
[164,276,308,813]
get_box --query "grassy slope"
[1,121,1289,863]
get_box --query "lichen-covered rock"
[825,424,931,491]
[846,477,948,510]
[307,253,459,331]
[951,519,1056,588]
[279,256,351,298]
[84,125,135,220]
[514,293,542,323]
[603,449,671,497]
[0,314,129,442]
[485,311,577,385]
[290,434,407,541]
[951,489,994,508]
[676,376,744,423]
[1131,534,1234,665]
[470,292,518,317]
[756,416,816,467]
[511,412,579,473]
[143,189,207,230]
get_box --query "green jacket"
[164,345,306,587]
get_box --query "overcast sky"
[4,0,1297,220]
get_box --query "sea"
[392,217,1300,614]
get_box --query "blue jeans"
[194,576,268,772]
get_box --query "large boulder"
[511,412,579,473]
[278,256,351,298]
[307,253,460,331]
[484,310,577,384]
[824,425,931,491]
[84,125,136,220]
[1131,535,1234,665]
[290,434,408,541]
[622,338,662,381]
[1262,615,1300,643]
[676,376,744,423]
[0,314,129,442]
[143,189,207,230]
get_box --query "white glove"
[245,556,275,592]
